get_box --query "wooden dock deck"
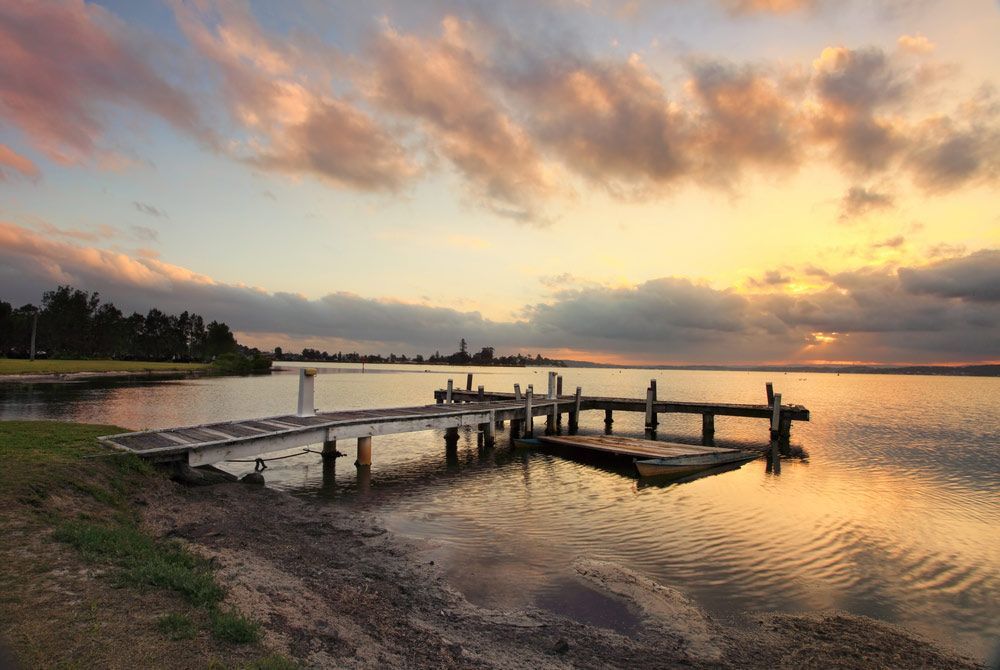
[99,370,810,470]
[99,397,574,466]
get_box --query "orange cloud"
[0,143,39,180]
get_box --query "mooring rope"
[226,447,335,470]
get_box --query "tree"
[204,321,237,358]
[274,346,283,360]
[459,338,468,355]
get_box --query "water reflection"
[2,365,998,660]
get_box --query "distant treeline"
[0,286,268,372]
[279,338,567,367]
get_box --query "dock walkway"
[100,370,809,468]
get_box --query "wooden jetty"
[99,370,809,470]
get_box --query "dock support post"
[355,436,372,467]
[446,379,454,403]
[779,415,792,453]
[569,387,581,434]
[296,368,317,417]
[524,388,534,438]
[485,410,496,447]
[649,379,658,429]
[514,384,522,401]
[604,409,613,434]
[644,385,656,438]
[445,426,460,453]
[546,402,556,435]
[466,373,473,391]
[766,382,774,407]
[547,372,557,399]
[322,435,338,460]
[478,385,485,402]
[769,393,782,474]
[556,376,564,429]
[702,413,715,439]
[510,419,522,441]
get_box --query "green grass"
[0,359,210,375]
[53,520,224,607]
[243,655,300,669]
[210,609,261,644]
[0,420,263,656]
[156,613,198,640]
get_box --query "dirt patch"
[140,479,984,669]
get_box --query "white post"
[297,368,317,417]
[514,383,522,401]
[446,379,453,403]
[548,371,557,399]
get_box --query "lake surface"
[2,365,998,660]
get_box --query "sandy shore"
[142,471,982,669]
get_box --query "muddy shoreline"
[143,473,981,669]
[0,370,209,383]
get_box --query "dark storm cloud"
[898,250,1000,302]
[2,221,997,362]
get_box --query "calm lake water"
[2,365,998,660]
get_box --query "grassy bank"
[0,421,291,669]
[0,359,210,376]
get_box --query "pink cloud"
[0,143,39,180]
[0,0,211,165]
[368,17,555,220]
[171,0,416,191]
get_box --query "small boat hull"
[634,451,758,478]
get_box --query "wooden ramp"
[99,398,574,466]
[534,435,742,460]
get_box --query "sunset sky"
[1,0,998,365]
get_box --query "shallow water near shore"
[2,365,998,661]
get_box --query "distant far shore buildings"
[274,338,567,368]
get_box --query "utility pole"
[30,310,38,361]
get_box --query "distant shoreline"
[273,360,1000,378]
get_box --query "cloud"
[748,269,793,287]
[0,0,212,165]
[133,201,167,218]
[508,52,690,197]
[368,17,555,220]
[897,34,935,55]
[898,250,1000,302]
[0,143,39,180]
[1,221,997,363]
[720,0,816,15]
[874,235,905,248]
[170,0,416,192]
[840,185,894,219]
[130,225,159,242]
[686,60,801,183]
